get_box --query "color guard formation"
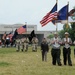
[16,36,38,52]
[0,31,75,66]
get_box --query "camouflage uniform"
[16,39,21,52]
[24,37,29,52]
[32,37,38,52]
[21,38,25,52]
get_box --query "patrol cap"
[65,32,69,35]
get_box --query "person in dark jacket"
[41,38,49,62]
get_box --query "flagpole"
[66,1,69,28]
[25,22,27,37]
[56,22,58,32]
[25,22,27,31]
[56,0,58,32]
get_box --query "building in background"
[0,24,54,45]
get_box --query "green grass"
[0,62,11,67]
[0,46,75,75]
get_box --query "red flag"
[7,34,13,42]
[17,25,27,34]
[40,3,57,27]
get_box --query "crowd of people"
[0,31,75,66]
[0,34,39,52]
[41,32,75,66]
[0,33,15,47]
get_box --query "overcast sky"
[0,0,75,31]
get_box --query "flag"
[52,4,68,24]
[68,9,75,23]
[59,8,75,23]
[58,4,69,29]
[17,25,27,34]
[12,29,18,40]
[57,4,68,21]
[29,30,36,42]
[68,9,75,16]
[40,3,57,27]
[7,31,13,42]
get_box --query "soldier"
[41,38,49,62]
[51,32,62,66]
[21,38,25,52]
[32,37,38,52]
[24,37,29,52]
[62,32,72,66]
[16,38,21,52]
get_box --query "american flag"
[40,3,57,27]
[17,25,27,34]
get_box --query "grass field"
[0,46,75,75]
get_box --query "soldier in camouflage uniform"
[21,38,25,52]
[32,37,38,52]
[24,37,29,52]
[16,38,21,52]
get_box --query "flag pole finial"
[25,22,27,25]
[68,1,69,5]
[25,22,27,33]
